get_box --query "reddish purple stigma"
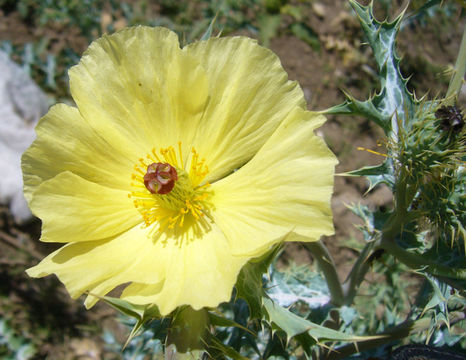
[143,163,178,195]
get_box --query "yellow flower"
[23,26,337,316]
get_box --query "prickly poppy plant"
[23,26,337,316]
[22,1,466,358]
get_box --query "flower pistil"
[129,144,212,233]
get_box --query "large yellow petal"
[69,26,306,181]
[211,108,338,257]
[26,225,167,307]
[27,222,247,315]
[120,225,247,315]
[22,104,136,202]
[186,36,306,182]
[69,26,209,160]
[30,171,141,242]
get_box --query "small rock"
[303,87,312,103]
[312,3,326,18]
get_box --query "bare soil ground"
[0,0,464,358]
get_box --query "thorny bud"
[144,163,178,195]
[392,102,465,244]
[435,105,464,133]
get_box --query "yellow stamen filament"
[357,146,388,157]
[129,143,212,233]
[189,148,209,187]
[151,148,162,162]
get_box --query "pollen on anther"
[130,143,212,232]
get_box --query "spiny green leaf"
[208,312,255,335]
[351,0,415,122]
[325,1,416,135]
[266,263,330,310]
[96,295,159,320]
[94,294,161,348]
[236,244,283,318]
[294,332,316,358]
[262,331,298,359]
[209,336,250,360]
[420,275,449,315]
[348,203,391,242]
[416,274,466,339]
[325,93,392,133]
[200,13,218,41]
[263,298,381,344]
[344,158,395,190]
[326,0,421,196]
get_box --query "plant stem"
[445,26,466,104]
[380,239,466,280]
[341,239,380,305]
[307,213,399,308]
[307,237,385,308]
[305,241,345,306]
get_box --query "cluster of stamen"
[129,143,212,233]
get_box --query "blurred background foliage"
[0,0,464,359]
[0,0,464,100]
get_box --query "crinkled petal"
[211,108,338,257]
[27,223,247,315]
[69,26,210,161]
[186,36,306,181]
[22,104,136,202]
[69,26,305,182]
[26,225,164,307]
[30,171,140,242]
[120,225,247,315]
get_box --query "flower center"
[129,143,213,233]
[144,162,178,195]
